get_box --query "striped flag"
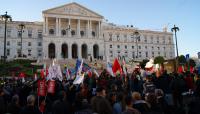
[106,57,114,77]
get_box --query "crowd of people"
[1,69,200,114]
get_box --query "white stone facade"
[0,2,175,61]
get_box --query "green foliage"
[140,59,149,69]
[178,55,186,65]
[154,56,165,64]
[0,59,39,77]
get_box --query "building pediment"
[43,2,103,19]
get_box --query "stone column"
[58,18,61,36]
[43,16,46,34]
[68,18,71,37]
[56,18,59,36]
[87,20,90,38]
[68,43,72,59]
[56,43,61,59]
[77,19,80,37]
[98,21,101,38]
[45,17,48,35]
[90,20,92,37]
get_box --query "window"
[124,34,127,42]
[132,52,135,58]
[125,45,127,49]
[80,31,84,37]
[28,42,31,46]
[139,46,141,49]
[92,31,95,37]
[109,33,112,41]
[125,51,128,57]
[28,29,32,38]
[145,46,147,49]
[38,50,42,56]
[116,34,120,41]
[163,36,165,44]
[164,52,166,57]
[152,52,154,57]
[169,37,172,44]
[151,36,153,43]
[139,52,142,57]
[118,51,120,54]
[18,30,21,38]
[132,46,134,49]
[17,42,21,46]
[137,37,141,42]
[62,29,66,36]
[28,49,31,56]
[146,52,148,57]
[71,30,75,36]
[152,46,154,50]
[158,52,160,55]
[7,29,11,37]
[110,45,112,48]
[49,29,54,35]
[38,30,42,38]
[157,36,159,43]
[6,49,10,56]
[7,41,10,46]
[117,45,120,48]
[144,35,147,43]
[17,49,21,56]
[110,51,113,54]
[38,42,42,46]
[163,47,166,50]
[157,47,160,50]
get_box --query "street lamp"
[0,12,12,62]
[134,31,140,60]
[171,25,179,71]
[18,24,25,57]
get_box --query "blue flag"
[186,54,189,61]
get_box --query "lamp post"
[134,31,140,60]
[18,24,25,57]
[171,25,179,71]
[0,12,12,62]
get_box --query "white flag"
[73,73,85,85]
[106,57,114,77]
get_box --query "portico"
[42,2,104,60]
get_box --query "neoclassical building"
[0,2,175,61]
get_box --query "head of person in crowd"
[96,86,106,98]
[11,94,20,105]
[155,89,164,98]
[132,92,142,102]
[111,84,118,92]
[27,95,36,106]
[145,75,153,82]
[145,93,157,106]
[125,95,133,107]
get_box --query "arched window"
[92,31,95,37]
[71,30,75,36]
[80,31,84,37]
[61,30,66,36]
[49,29,54,35]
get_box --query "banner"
[37,80,46,96]
[47,80,55,94]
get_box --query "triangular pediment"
[43,2,103,19]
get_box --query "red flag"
[47,80,55,94]
[41,69,45,79]
[112,58,122,75]
[37,79,46,96]
[19,72,25,78]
